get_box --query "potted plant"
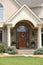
[31,41,35,48]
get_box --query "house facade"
[0,0,43,49]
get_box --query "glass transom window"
[17,25,28,32]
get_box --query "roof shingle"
[17,0,43,7]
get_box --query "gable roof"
[10,0,21,8]
[16,0,43,7]
[5,4,42,27]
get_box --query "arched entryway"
[11,20,37,49]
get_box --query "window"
[0,31,2,42]
[41,28,43,32]
[42,34,43,46]
[0,3,3,20]
[41,28,43,46]
[17,26,28,32]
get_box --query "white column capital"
[37,25,42,28]
[7,25,12,28]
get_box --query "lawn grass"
[0,56,43,65]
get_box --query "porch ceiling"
[5,4,42,28]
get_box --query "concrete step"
[18,49,35,55]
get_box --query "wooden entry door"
[17,32,27,49]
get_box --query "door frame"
[16,25,29,49]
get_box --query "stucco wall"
[0,0,18,22]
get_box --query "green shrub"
[7,46,17,54]
[34,48,43,55]
[0,43,7,53]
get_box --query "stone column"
[38,27,42,48]
[7,26,11,47]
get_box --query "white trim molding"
[5,4,42,28]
